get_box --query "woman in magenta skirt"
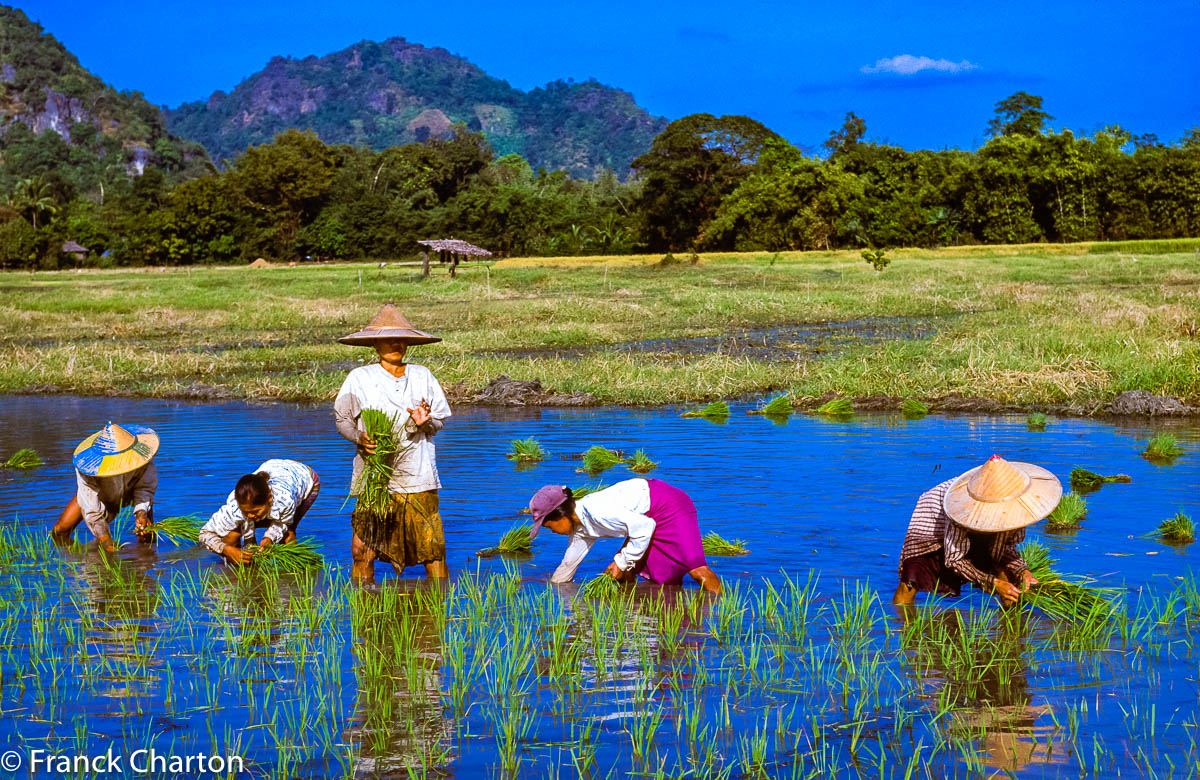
[529,478,722,593]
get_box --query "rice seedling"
[580,574,621,600]
[3,448,42,470]
[571,482,607,498]
[1143,433,1182,462]
[748,395,792,417]
[580,445,623,474]
[1155,512,1195,544]
[250,541,324,573]
[681,401,729,420]
[477,523,534,557]
[1069,467,1132,492]
[1026,412,1047,430]
[901,399,928,419]
[702,532,749,556]
[816,398,853,417]
[357,408,401,515]
[624,449,658,473]
[1044,492,1088,531]
[1019,541,1121,622]
[506,437,547,463]
[152,514,202,546]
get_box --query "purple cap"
[529,484,571,539]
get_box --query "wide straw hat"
[943,455,1062,532]
[73,422,159,478]
[338,303,441,346]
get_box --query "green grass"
[816,398,853,417]
[478,523,534,556]
[1069,467,1132,491]
[682,401,729,420]
[1027,412,1047,430]
[900,399,928,418]
[571,482,607,499]
[153,514,201,546]
[1156,512,1195,544]
[702,532,749,556]
[624,449,658,474]
[2,248,1199,408]
[580,446,623,474]
[3,448,42,470]
[507,438,547,463]
[1019,541,1121,622]
[1143,433,1182,461]
[1044,492,1088,531]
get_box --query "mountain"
[165,37,667,177]
[0,5,209,194]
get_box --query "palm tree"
[8,177,58,229]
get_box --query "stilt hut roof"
[61,241,88,254]
[417,238,492,257]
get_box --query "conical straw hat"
[338,303,441,346]
[73,422,159,477]
[943,455,1062,532]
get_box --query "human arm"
[198,497,246,560]
[75,472,113,540]
[610,510,657,573]
[130,462,157,539]
[941,522,999,592]
[992,529,1031,583]
[408,370,451,436]
[550,534,597,583]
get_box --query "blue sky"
[18,0,1200,151]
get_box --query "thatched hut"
[416,238,493,278]
[61,241,88,265]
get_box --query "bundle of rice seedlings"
[153,514,201,546]
[357,409,401,515]
[507,438,547,463]
[1019,541,1120,622]
[624,449,658,474]
[571,483,607,499]
[478,523,534,557]
[1143,433,1182,461]
[816,398,853,417]
[1156,512,1195,544]
[1026,413,1047,430]
[580,574,621,599]
[581,446,623,474]
[748,396,792,417]
[251,541,324,574]
[4,448,42,470]
[1044,492,1087,531]
[1068,467,1132,492]
[681,401,729,420]
[901,399,928,419]
[702,532,749,556]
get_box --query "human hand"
[604,561,624,580]
[357,431,377,455]
[134,511,153,542]
[260,537,274,550]
[1020,570,1039,592]
[225,545,256,566]
[993,579,1022,605]
[407,398,432,428]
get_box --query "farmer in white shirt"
[334,304,452,580]
[198,459,320,566]
[529,478,722,593]
[53,422,159,552]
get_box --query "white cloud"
[860,54,978,75]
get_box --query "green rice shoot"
[580,574,622,599]
[1027,412,1047,430]
[1069,467,1132,491]
[901,399,928,418]
[1019,541,1120,622]
[756,396,792,416]
[153,514,202,546]
[1143,433,1182,461]
[624,449,658,473]
[507,437,547,463]
[816,398,853,417]
[702,532,749,556]
[682,401,729,420]
[571,483,607,499]
[250,541,324,574]
[1156,512,1195,544]
[478,523,534,557]
[1044,492,1088,531]
[357,408,401,515]
[3,448,42,470]
[581,446,623,474]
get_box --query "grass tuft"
[1156,512,1195,544]
[153,514,201,546]
[478,523,534,556]
[901,399,928,418]
[1143,433,1182,461]
[702,532,749,556]
[1069,467,1132,492]
[251,541,324,574]
[1044,492,1087,531]
[507,437,547,463]
[1026,412,1047,430]
[581,446,623,474]
[816,398,853,417]
[1020,541,1120,622]
[624,449,658,474]
[580,574,622,600]
[682,401,730,420]
[752,396,792,417]
[4,448,42,470]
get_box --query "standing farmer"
[334,304,451,581]
[53,423,159,551]
[894,455,1062,606]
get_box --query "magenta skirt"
[631,479,708,584]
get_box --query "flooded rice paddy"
[0,395,1198,778]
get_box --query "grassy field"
[1,239,1198,409]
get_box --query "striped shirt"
[199,460,316,554]
[898,478,1028,590]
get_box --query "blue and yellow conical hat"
[72,423,160,477]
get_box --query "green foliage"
[3,448,41,470]
[1143,433,1182,461]
[1045,492,1088,531]
[250,541,324,573]
[624,449,657,474]
[759,396,793,416]
[1026,413,1047,430]
[681,401,730,420]
[1068,467,1132,492]
[507,438,547,463]
[580,574,622,600]
[580,446,623,474]
[153,514,202,546]
[816,398,854,417]
[1156,512,1195,544]
[571,483,607,499]
[1019,541,1120,622]
[702,533,749,556]
[901,399,928,418]
[987,92,1053,138]
[478,523,534,556]
[357,409,401,515]
[861,247,890,271]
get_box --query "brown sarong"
[352,490,444,569]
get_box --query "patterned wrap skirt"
[351,489,445,568]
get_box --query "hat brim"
[338,328,442,346]
[73,425,159,477]
[943,462,1062,532]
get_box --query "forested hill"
[0,5,209,195]
[165,37,667,178]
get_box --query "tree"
[824,112,867,157]
[986,92,1052,138]
[8,176,58,228]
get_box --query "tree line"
[2,92,1198,268]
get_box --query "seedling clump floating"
[3,448,42,470]
[1027,412,1047,430]
[507,438,547,463]
[580,446,623,474]
[749,396,792,417]
[153,514,202,546]
[682,401,729,420]
[624,449,658,473]
[1044,492,1088,531]
[1156,511,1195,544]
[1069,467,1132,492]
[816,398,853,417]
[1143,433,1182,462]
[478,523,534,557]
[901,399,928,418]
[702,532,749,556]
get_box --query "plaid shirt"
[898,478,1028,590]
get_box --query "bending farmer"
[529,478,721,593]
[53,423,159,551]
[334,304,452,581]
[895,454,1062,606]
[198,459,320,565]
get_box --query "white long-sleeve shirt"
[551,478,656,583]
[198,459,316,554]
[333,363,451,495]
[75,462,157,538]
